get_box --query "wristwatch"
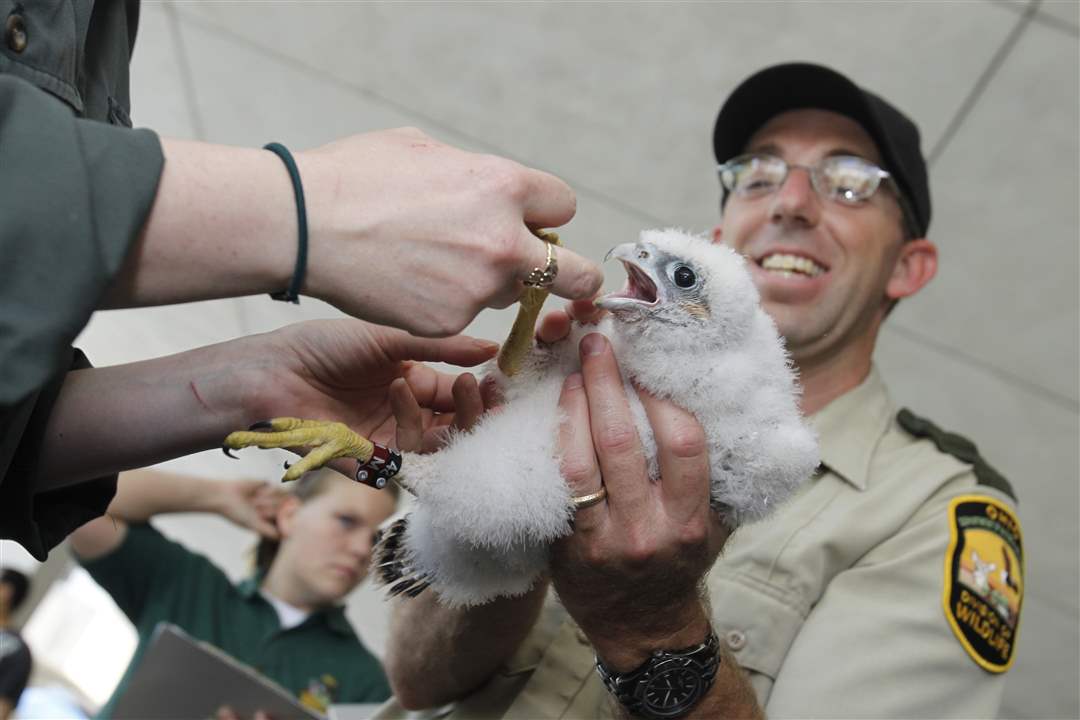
[596,629,720,719]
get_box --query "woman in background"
[69,468,395,717]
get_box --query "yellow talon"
[223,417,375,482]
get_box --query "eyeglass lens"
[721,154,884,205]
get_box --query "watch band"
[596,629,721,720]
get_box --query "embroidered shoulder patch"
[943,495,1024,673]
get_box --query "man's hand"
[551,333,728,669]
[298,128,602,337]
[549,333,762,718]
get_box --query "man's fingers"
[557,373,605,530]
[637,390,711,521]
[578,333,650,516]
[536,309,571,344]
[450,373,484,432]
[390,378,424,453]
[520,166,576,228]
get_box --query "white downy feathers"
[376,229,819,607]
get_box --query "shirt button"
[725,630,747,651]
[5,14,27,53]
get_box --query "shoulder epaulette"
[896,408,1016,503]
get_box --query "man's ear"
[711,226,723,245]
[275,496,302,539]
[886,238,938,301]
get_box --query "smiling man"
[704,63,1023,716]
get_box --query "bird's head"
[596,229,761,350]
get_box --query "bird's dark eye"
[673,265,696,288]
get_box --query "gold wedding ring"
[571,486,607,510]
[523,240,558,288]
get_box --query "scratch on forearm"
[189,380,211,411]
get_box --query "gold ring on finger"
[523,240,558,288]
[571,486,607,510]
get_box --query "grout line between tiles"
[928,0,1041,165]
[164,1,208,141]
[886,322,1079,413]
[176,5,1077,415]
[982,0,1080,37]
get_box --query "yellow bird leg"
[498,229,561,377]
[223,417,375,483]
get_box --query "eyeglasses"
[718,152,901,204]
[717,152,919,238]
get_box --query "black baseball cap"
[713,62,931,237]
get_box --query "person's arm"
[0,74,163,407]
[35,319,497,493]
[2,74,599,409]
[385,582,548,709]
[550,334,761,719]
[69,469,281,562]
[102,130,601,338]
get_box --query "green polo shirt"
[79,523,391,718]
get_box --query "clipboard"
[111,622,323,719]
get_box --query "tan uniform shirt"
[373,368,1022,719]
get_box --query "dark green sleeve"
[0,73,163,407]
[0,349,117,561]
[78,523,235,627]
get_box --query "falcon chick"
[378,228,819,607]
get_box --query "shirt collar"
[238,572,355,637]
[237,572,263,600]
[809,365,895,491]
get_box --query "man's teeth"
[761,253,824,277]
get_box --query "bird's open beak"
[596,243,660,311]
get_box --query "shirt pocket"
[0,0,84,112]
[710,576,806,698]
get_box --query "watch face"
[641,658,704,718]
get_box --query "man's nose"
[768,166,821,229]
